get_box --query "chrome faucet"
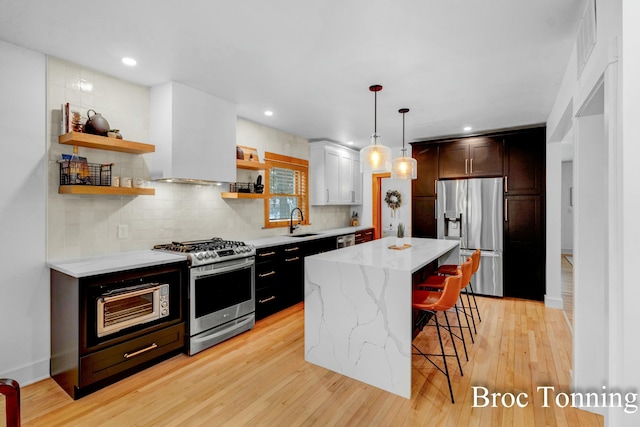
[290,207,304,234]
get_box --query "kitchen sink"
[288,233,320,238]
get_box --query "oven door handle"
[192,258,254,277]
[101,284,162,303]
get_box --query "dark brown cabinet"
[255,246,289,320]
[50,262,188,399]
[411,143,438,238]
[439,137,503,179]
[503,128,545,195]
[412,144,438,197]
[412,197,437,238]
[355,228,375,244]
[411,126,545,301]
[503,195,545,300]
[502,128,545,301]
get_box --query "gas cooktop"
[153,237,255,266]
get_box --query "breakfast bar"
[304,237,460,398]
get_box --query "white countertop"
[47,250,188,278]
[306,236,460,273]
[245,226,372,249]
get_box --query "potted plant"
[397,222,405,247]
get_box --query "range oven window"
[194,266,253,319]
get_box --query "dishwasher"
[336,234,356,248]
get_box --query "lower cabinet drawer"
[80,323,185,387]
[256,287,287,320]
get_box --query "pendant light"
[391,108,417,179]
[360,84,391,173]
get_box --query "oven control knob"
[210,251,218,258]
[161,308,168,316]
[204,252,211,259]
[161,300,168,308]
[196,252,204,260]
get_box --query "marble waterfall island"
[304,237,459,398]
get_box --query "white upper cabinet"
[310,141,362,205]
[150,81,236,183]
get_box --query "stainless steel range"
[154,238,256,355]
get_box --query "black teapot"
[84,109,110,136]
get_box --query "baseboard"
[544,295,563,309]
[1,358,50,387]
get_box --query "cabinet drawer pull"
[504,175,508,193]
[259,271,276,278]
[326,189,329,203]
[284,247,299,252]
[124,343,158,359]
[285,257,300,262]
[259,251,276,257]
[470,158,473,173]
[352,190,355,202]
[465,159,469,174]
[259,296,276,304]
[434,179,438,195]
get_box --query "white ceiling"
[0,0,586,148]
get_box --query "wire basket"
[230,182,264,194]
[59,161,112,186]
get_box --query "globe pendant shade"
[360,136,392,173]
[391,155,418,179]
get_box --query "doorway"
[371,173,412,240]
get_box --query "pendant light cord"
[399,108,409,154]
[370,85,383,144]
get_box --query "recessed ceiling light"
[122,57,137,66]
[264,110,273,116]
[463,126,472,132]
[347,141,354,145]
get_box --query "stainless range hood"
[150,81,236,184]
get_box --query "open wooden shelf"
[59,132,155,154]
[221,192,266,199]
[59,186,155,196]
[236,159,266,170]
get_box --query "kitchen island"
[304,236,459,398]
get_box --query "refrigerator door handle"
[504,199,508,222]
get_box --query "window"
[263,152,309,229]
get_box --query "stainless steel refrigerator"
[437,178,503,297]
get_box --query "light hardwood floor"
[4,297,603,426]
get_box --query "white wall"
[545,0,640,424]
[620,1,640,425]
[545,142,563,308]
[573,112,607,396]
[380,178,412,237]
[561,161,574,253]
[0,40,49,384]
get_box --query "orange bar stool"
[436,248,482,333]
[412,271,464,404]
[418,256,474,360]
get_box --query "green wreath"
[385,190,402,210]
